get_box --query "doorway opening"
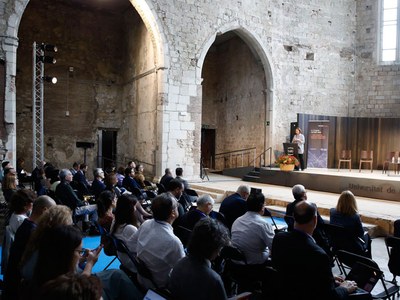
[98,129,117,170]
[201,128,216,169]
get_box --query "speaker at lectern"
[283,143,298,157]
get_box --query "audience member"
[231,191,274,266]
[330,190,372,257]
[0,160,12,182]
[127,161,136,169]
[133,193,185,289]
[39,272,103,300]
[122,167,143,193]
[166,179,187,224]
[116,166,125,188]
[70,162,80,176]
[8,189,36,235]
[219,185,250,229]
[31,161,47,196]
[21,205,74,281]
[104,172,122,197]
[134,164,146,188]
[2,171,18,204]
[160,168,173,189]
[181,194,214,230]
[47,168,60,200]
[285,184,330,256]
[272,201,357,300]
[175,167,189,189]
[73,163,91,196]
[111,194,139,273]
[96,190,116,232]
[91,168,106,199]
[169,218,230,300]
[3,195,56,300]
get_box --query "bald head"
[293,201,317,235]
[31,195,57,220]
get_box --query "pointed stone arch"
[197,22,275,167]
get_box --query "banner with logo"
[307,120,329,168]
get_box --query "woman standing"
[292,127,305,171]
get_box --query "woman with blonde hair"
[330,190,371,257]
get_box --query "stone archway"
[2,0,169,175]
[197,24,274,170]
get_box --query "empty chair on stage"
[359,150,373,173]
[382,151,399,174]
[337,150,352,172]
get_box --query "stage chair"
[337,150,352,172]
[383,151,398,174]
[359,150,373,173]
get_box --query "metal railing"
[213,147,257,170]
[250,147,273,169]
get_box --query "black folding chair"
[263,208,287,232]
[385,236,400,285]
[337,250,399,300]
[156,183,166,195]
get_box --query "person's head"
[164,168,171,176]
[49,169,60,184]
[336,190,358,216]
[117,166,125,175]
[17,157,25,168]
[293,201,317,234]
[295,127,302,135]
[175,167,183,177]
[96,190,116,218]
[72,162,79,171]
[80,163,88,172]
[35,225,83,286]
[292,184,307,201]
[151,193,179,223]
[196,194,214,215]
[3,172,17,189]
[31,195,56,218]
[22,205,73,266]
[2,160,10,170]
[104,173,117,188]
[246,192,266,213]
[236,185,251,200]
[10,189,36,214]
[135,164,144,173]
[93,168,105,180]
[127,161,136,169]
[124,167,135,178]
[112,194,138,231]
[40,272,103,300]
[188,218,230,261]
[167,179,184,199]
[59,169,73,183]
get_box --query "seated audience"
[286,184,330,256]
[47,168,60,200]
[272,201,357,300]
[2,171,18,204]
[175,167,189,190]
[133,193,185,289]
[169,218,230,300]
[39,272,103,300]
[122,167,143,193]
[134,164,146,188]
[0,160,12,182]
[231,191,274,266]
[96,190,116,232]
[8,189,36,235]
[166,179,186,224]
[91,168,106,200]
[116,166,125,188]
[330,190,372,257]
[181,194,214,230]
[110,194,139,273]
[3,195,56,300]
[70,162,79,176]
[219,185,250,229]
[160,168,173,190]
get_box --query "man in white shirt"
[231,191,274,265]
[134,193,185,289]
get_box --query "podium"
[283,143,298,157]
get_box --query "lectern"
[283,143,298,157]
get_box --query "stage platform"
[190,171,400,236]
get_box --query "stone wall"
[354,0,400,117]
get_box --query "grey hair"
[197,194,214,207]
[93,168,104,177]
[32,195,56,213]
[236,185,250,195]
[292,184,306,200]
[59,169,71,181]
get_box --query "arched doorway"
[200,29,274,171]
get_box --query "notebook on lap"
[346,261,381,295]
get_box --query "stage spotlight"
[39,44,58,52]
[43,76,57,84]
[37,55,56,64]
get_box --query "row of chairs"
[338,150,374,172]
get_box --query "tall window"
[380,0,399,63]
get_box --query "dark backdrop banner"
[307,120,329,168]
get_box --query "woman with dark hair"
[96,190,116,232]
[3,172,18,203]
[104,173,122,198]
[111,194,139,273]
[169,218,230,300]
[292,127,306,171]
